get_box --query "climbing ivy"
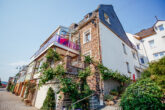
[84,55,130,84]
[46,48,61,63]
[39,49,130,109]
[25,81,36,99]
[97,64,130,83]
[39,48,92,109]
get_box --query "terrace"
[32,34,80,60]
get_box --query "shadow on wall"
[103,79,120,95]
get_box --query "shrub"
[141,56,165,92]
[104,94,113,101]
[109,89,119,96]
[120,78,164,110]
[41,87,55,110]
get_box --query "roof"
[135,20,165,40]
[135,27,156,39]
[98,5,135,49]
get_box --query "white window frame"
[37,59,44,72]
[83,28,91,44]
[148,40,155,48]
[158,24,164,31]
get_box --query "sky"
[0,0,165,81]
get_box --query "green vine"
[39,49,130,109]
[84,56,130,84]
[97,64,130,83]
[39,48,92,109]
[25,81,36,99]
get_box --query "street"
[0,88,37,110]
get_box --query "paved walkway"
[0,88,38,110]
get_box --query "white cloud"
[9,61,29,67]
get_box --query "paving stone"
[0,88,38,110]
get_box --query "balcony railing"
[33,35,80,58]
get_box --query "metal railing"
[33,34,80,58]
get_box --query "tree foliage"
[41,87,56,110]
[120,78,164,110]
[39,48,92,109]
[141,56,165,92]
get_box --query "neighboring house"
[127,33,149,68]
[14,65,28,96]
[127,20,165,64]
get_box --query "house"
[14,65,28,96]
[30,25,81,109]
[127,20,165,64]
[24,4,141,109]
[10,4,142,110]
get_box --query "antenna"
[155,16,158,21]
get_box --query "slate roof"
[98,5,134,49]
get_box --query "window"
[83,29,91,44]
[158,25,164,31]
[160,52,165,56]
[148,40,154,48]
[140,57,145,64]
[122,43,127,54]
[126,62,130,73]
[154,53,159,59]
[162,36,165,38]
[38,59,44,72]
[104,13,110,24]
[154,52,165,59]
[136,44,140,50]
[132,52,136,59]
[61,30,67,35]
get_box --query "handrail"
[68,93,96,109]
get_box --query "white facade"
[127,33,149,68]
[142,21,165,62]
[35,84,59,109]
[99,22,141,79]
[127,20,165,64]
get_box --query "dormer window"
[104,13,110,24]
[158,25,164,31]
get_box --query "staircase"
[89,95,100,110]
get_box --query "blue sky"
[0,0,164,81]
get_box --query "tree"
[41,87,56,110]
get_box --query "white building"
[127,20,165,65]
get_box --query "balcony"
[33,35,80,60]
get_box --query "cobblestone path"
[0,88,37,110]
